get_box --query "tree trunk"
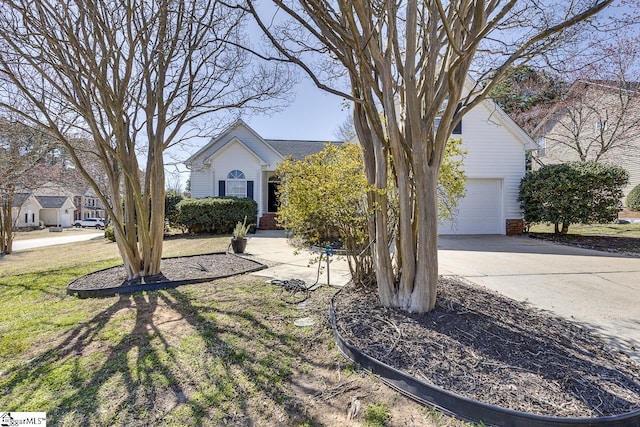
[408,166,439,312]
[561,222,569,234]
[143,145,165,276]
[1,194,14,255]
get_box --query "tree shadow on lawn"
[1,281,330,426]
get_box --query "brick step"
[258,213,282,230]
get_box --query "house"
[73,187,107,221]
[185,120,343,230]
[187,106,533,235]
[32,182,107,222]
[10,181,108,229]
[531,80,640,207]
[11,192,76,228]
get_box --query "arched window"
[226,170,246,197]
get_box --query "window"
[226,170,246,197]
[596,120,607,132]
[452,103,462,134]
[536,137,546,157]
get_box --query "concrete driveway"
[438,235,640,361]
[12,230,104,252]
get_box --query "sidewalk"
[243,230,352,288]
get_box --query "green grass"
[528,222,640,237]
[0,235,471,426]
[0,237,316,426]
[363,402,391,427]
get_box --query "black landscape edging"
[329,296,640,427]
[67,252,267,298]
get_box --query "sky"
[165,76,350,189]
[243,78,349,142]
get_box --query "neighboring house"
[11,193,41,228]
[531,80,640,205]
[75,187,107,221]
[10,181,106,228]
[12,193,75,228]
[188,107,534,235]
[32,181,106,221]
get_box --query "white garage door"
[438,179,503,235]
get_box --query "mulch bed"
[528,233,640,256]
[333,278,640,418]
[67,253,266,295]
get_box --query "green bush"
[519,161,629,234]
[165,190,183,227]
[176,197,257,234]
[104,226,115,242]
[103,224,143,242]
[627,184,640,211]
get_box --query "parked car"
[73,218,105,229]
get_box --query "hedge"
[176,197,257,234]
[518,161,628,233]
[627,184,640,212]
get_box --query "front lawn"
[527,223,640,255]
[0,236,460,426]
[528,222,640,237]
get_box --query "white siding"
[438,100,526,234]
[41,205,75,227]
[211,142,264,214]
[189,167,213,198]
[11,197,41,228]
[188,103,529,234]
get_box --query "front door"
[267,181,280,213]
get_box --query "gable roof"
[35,195,72,209]
[186,119,345,166]
[12,193,36,208]
[186,119,281,166]
[265,140,343,160]
[574,79,640,94]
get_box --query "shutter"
[218,180,226,196]
[247,181,254,199]
[453,103,462,134]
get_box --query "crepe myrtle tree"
[0,0,289,279]
[244,0,613,313]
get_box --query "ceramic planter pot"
[231,237,247,253]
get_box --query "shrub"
[627,184,640,211]
[104,226,115,242]
[176,197,257,234]
[165,190,183,227]
[519,162,629,234]
[363,402,391,427]
[276,142,466,286]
